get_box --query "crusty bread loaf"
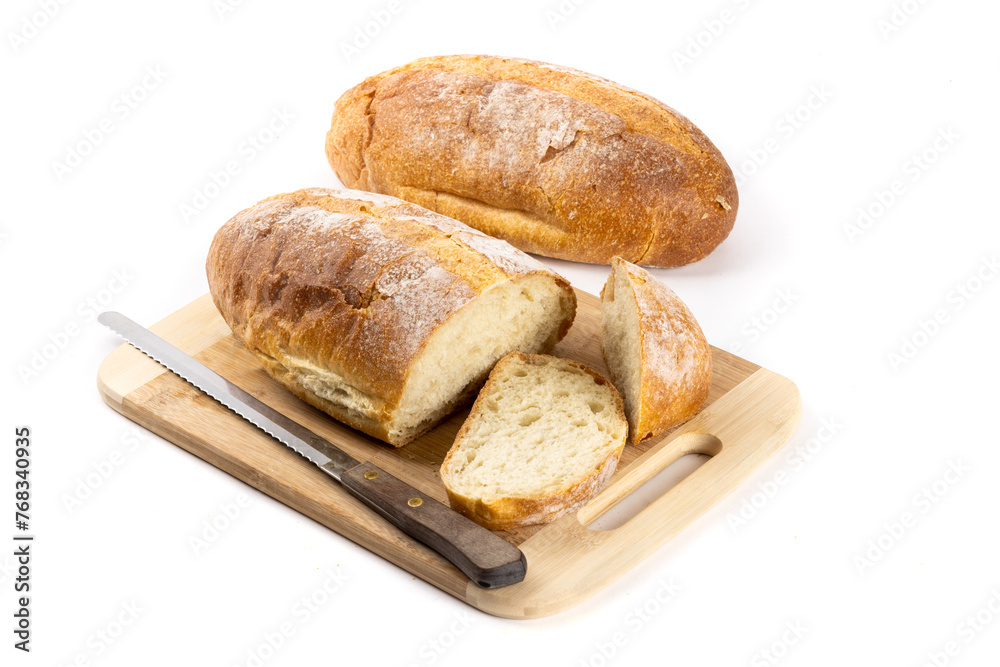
[440,352,627,530]
[206,188,577,447]
[326,54,738,268]
[600,257,712,444]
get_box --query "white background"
[3,0,999,665]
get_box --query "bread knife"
[98,311,527,589]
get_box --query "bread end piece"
[441,352,627,530]
[600,257,712,444]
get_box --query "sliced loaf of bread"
[440,352,627,530]
[600,257,713,444]
[206,188,576,447]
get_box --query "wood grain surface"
[97,288,801,618]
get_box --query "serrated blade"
[97,311,360,479]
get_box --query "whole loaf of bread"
[206,188,577,446]
[326,54,738,268]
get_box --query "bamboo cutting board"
[97,288,801,619]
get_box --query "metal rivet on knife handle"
[339,463,527,588]
[364,470,379,480]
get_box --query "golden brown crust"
[206,188,576,446]
[608,257,713,444]
[442,452,619,531]
[326,54,738,268]
[441,352,626,530]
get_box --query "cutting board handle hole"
[582,433,722,532]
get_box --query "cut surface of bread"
[257,272,573,446]
[206,188,576,447]
[601,257,712,444]
[441,352,627,530]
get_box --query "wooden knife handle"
[338,463,527,589]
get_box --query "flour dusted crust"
[326,54,738,268]
[601,257,713,444]
[206,188,576,446]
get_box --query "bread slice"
[600,257,712,444]
[440,352,627,530]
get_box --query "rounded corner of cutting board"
[94,293,232,414]
[97,343,148,412]
[749,366,804,429]
[96,355,125,412]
